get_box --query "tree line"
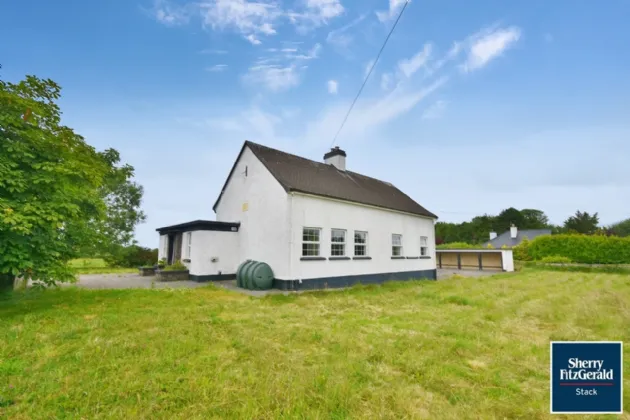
[436,207,629,245]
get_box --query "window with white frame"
[184,232,192,259]
[392,234,403,256]
[420,236,429,256]
[354,231,368,256]
[331,229,346,256]
[302,227,321,256]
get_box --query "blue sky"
[2,0,630,246]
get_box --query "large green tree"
[609,218,630,237]
[563,210,599,234]
[0,76,145,290]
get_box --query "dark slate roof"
[484,229,552,248]
[156,220,240,234]
[213,141,438,219]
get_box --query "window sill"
[391,256,405,260]
[419,256,432,259]
[353,256,372,260]
[406,256,420,259]
[300,257,326,261]
[329,256,351,261]
[183,259,191,263]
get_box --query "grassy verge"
[1,271,629,418]
[68,258,137,275]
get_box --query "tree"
[609,218,630,237]
[520,209,550,229]
[0,76,144,290]
[494,207,526,233]
[563,210,599,235]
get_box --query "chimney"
[489,232,497,240]
[324,146,346,171]
[510,224,518,239]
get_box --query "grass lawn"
[1,270,628,419]
[68,258,137,275]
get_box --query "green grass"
[1,270,629,419]
[68,258,137,275]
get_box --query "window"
[184,232,192,259]
[420,236,429,256]
[331,229,346,256]
[302,227,321,256]
[392,234,403,256]
[354,231,368,256]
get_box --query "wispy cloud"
[421,100,447,120]
[152,0,190,26]
[243,64,301,91]
[206,64,228,72]
[288,0,345,33]
[376,0,407,23]
[326,14,367,50]
[398,43,432,78]
[381,73,392,91]
[328,80,338,94]
[199,48,228,54]
[245,34,262,45]
[461,26,521,72]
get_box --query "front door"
[167,234,175,265]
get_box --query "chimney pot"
[510,224,518,239]
[489,232,497,240]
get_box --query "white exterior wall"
[501,250,514,272]
[287,193,436,280]
[158,234,168,261]
[188,230,240,276]
[214,146,290,277]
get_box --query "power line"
[330,0,410,148]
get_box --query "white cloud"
[206,64,228,72]
[245,34,262,45]
[288,0,345,32]
[199,0,281,40]
[421,100,447,120]
[364,59,375,78]
[380,73,392,91]
[376,0,407,23]
[461,26,521,72]
[327,80,338,94]
[398,43,432,78]
[152,0,190,26]
[306,0,344,19]
[243,64,301,91]
[326,14,367,50]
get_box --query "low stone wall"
[138,267,156,277]
[155,269,190,282]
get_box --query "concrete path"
[66,269,501,292]
[70,273,208,290]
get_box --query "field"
[68,258,137,274]
[1,270,629,419]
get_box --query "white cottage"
[157,141,438,290]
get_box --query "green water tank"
[237,260,274,290]
[247,261,274,290]
[236,260,253,288]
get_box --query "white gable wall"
[287,193,436,280]
[189,230,239,276]
[214,146,290,277]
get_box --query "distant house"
[484,225,551,248]
[156,141,438,290]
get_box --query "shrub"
[512,237,532,261]
[163,260,187,271]
[107,246,158,268]
[527,234,630,264]
[539,256,573,264]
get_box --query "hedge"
[525,234,630,264]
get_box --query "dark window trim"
[328,256,351,261]
[406,256,420,259]
[391,256,406,260]
[419,256,432,259]
[353,256,372,260]
[300,257,326,261]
